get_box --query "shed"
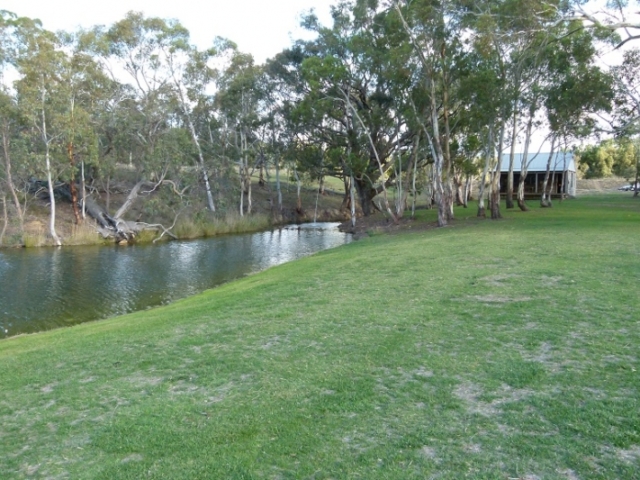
[499,152,577,197]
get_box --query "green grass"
[1,195,639,479]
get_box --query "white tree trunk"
[0,194,7,245]
[343,89,398,223]
[477,125,494,218]
[350,174,356,228]
[1,124,23,227]
[275,154,282,211]
[40,89,61,247]
[172,78,216,212]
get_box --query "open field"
[576,177,630,193]
[1,195,639,479]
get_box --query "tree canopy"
[0,1,634,245]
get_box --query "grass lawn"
[1,195,639,479]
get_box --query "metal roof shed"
[499,152,576,197]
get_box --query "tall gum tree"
[462,0,565,212]
[14,20,67,245]
[392,0,467,226]
[95,13,193,211]
[542,20,613,205]
[609,48,640,194]
[289,2,410,218]
[55,31,107,223]
[0,11,26,230]
[161,32,227,213]
[215,49,263,216]
[298,1,412,220]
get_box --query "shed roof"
[500,152,575,173]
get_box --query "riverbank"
[0,175,350,248]
[1,195,639,478]
[2,175,632,248]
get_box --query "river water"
[0,223,351,338]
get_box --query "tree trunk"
[82,161,87,219]
[0,194,7,246]
[239,162,244,217]
[517,95,538,212]
[40,90,61,247]
[463,174,472,207]
[82,185,175,243]
[454,173,465,207]
[477,126,494,218]
[258,156,266,187]
[45,149,61,246]
[67,142,82,224]
[441,45,454,223]
[294,167,302,214]
[174,80,216,212]
[246,158,252,215]
[490,188,501,219]
[634,152,640,198]
[114,180,145,219]
[489,120,506,220]
[409,95,445,226]
[506,107,518,209]
[394,153,406,218]
[540,142,556,208]
[275,154,283,211]
[83,196,118,230]
[354,177,377,217]
[517,180,529,211]
[411,134,420,217]
[350,174,356,228]
[1,121,24,230]
[343,90,397,223]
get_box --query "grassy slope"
[1,195,639,479]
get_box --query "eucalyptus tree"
[0,90,22,241]
[393,0,468,226]
[464,0,566,212]
[570,0,640,50]
[610,48,640,194]
[541,21,613,205]
[261,53,299,213]
[290,1,415,219]
[456,31,509,219]
[13,19,69,245]
[501,1,563,212]
[96,13,192,202]
[161,33,229,213]
[50,31,111,223]
[0,11,26,229]
[268,42,353,212]
[215,49,263,215]
[611,49,640,133]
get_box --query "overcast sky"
[1,0,338,62]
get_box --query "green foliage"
[0,2,623,234]
[576,139,639,179]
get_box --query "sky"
[1,0,339,63]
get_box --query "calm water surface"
[0,223,351,338]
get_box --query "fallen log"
[52,181,178,244]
